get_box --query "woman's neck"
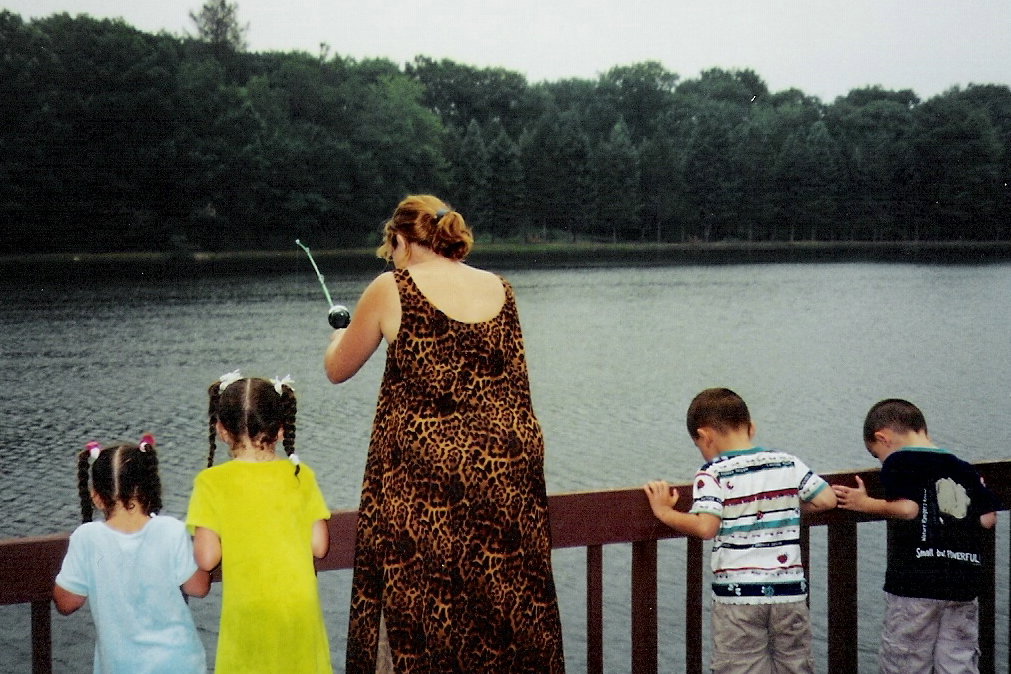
[103,501,151,534]
[398,242,456,269]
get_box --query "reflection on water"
[3,262,1010,671]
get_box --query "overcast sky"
[5,0,1010,102]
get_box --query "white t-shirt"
[55,514,206,673]
[689,447,829,604]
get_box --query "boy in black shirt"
[833,399,999,673]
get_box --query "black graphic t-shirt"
[882,447,1001,601]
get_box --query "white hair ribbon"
[271,374,294,395]
[288,453,300,467]
[85,441,102,461]
[218,369,242,391]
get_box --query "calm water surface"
[3,262,1010,672]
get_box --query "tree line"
[2,10,1010,255]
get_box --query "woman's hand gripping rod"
[295,239,351,329]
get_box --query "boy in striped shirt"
[644,387,836,674]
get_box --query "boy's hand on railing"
[833,476,919,520]
[832,475,870,512]
[643,480,678,518]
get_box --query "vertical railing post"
[586,544,603,674]
[685,537,704,674]
[826,522,858,674]
[979,525,996,674]
[631,540,657,674]
[31,600,52,674]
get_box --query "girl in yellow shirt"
[187,372,332,673]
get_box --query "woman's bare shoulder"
[463,264,506,286]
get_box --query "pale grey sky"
[4,0,1010,101]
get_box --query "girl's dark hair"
[208,377,299,474]
[77,441,162,523]
[863,398,927,444]
[686,387,752,440]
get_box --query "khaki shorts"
[711,600,813,674]
[878,592,979,674]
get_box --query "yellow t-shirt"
[186,459,332,673]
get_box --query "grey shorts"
[711,600,813,674]
[878,592,979,674]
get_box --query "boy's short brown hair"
[686,388,751,440]
[863,398,927,444]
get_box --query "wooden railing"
[3,461,1011,673]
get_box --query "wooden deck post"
[685,537,704,674]
[826,522,859,674]
[586,544,603,674]
[31,600,52,674]
[631,539,658,673]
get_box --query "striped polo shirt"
[689,447,829,604]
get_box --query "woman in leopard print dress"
[325,195,565,673]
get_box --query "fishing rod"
[295,239,351,329]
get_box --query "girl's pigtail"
[137,440,163,516]
[280,384,299,476]
[77,448,93,523]
[207,382,221,467]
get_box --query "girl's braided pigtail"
[77,447,94,523]
[279,384,299,476]
[136,435,162,516]
[207,382,221,467]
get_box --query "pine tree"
[189,0,248,53]
[485,121,526,240]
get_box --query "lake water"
[2,261,1010,672]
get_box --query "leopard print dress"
[345,269,565,673]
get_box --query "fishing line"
[295,239,351,329]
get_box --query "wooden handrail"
[4,461,1011,673]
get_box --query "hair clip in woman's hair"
[138,433,155,451]
[433,208,449,223]
[85,441,102,461]
[271,374,294,395]
[218,369,242,391]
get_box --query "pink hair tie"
[85,441,102,461]
[138,434,155,451]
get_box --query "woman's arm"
[324,273,396,383]
[192,527,222,572]
[311,519,330,559]
[52,584,87,615]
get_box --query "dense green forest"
[2,9,1010,254]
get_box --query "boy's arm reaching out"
[832,475,919,519]
[643,480,721,540]
[802,483,838,514]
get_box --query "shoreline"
[4,240,1011,282]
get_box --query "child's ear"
[215,421,233,445]
[274,427,284,444]
[747,422,756,439]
